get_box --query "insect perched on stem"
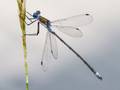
[20,10,103,80]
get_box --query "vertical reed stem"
[17,0,29,90]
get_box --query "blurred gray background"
[0,0,120,90]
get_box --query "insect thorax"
[40,16,50,26]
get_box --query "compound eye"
[33,13,38,18]
[36,10,40,14]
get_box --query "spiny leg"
[26,11,35,21]
[25,15,34,22]
[25,22,40,36]
[19,13,40,36]
[19,14,38,25]
[26,19,38,26]
[26,11,33,17]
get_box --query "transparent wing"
[41,31,51,71]
[49,32,58,59]
[41,31,58,71]
[51,25,83,37]
[51,14,93,27]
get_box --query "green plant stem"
[17,0,29,90]
[23,35,29,90]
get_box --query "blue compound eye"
[33,13,38,18]
[36,10,40,14]
[33,11,41,19]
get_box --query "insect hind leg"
[25,22,40,36]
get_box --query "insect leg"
[25,15,34,22]
[25,22,40,36]
[26,11,33,17]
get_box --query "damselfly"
[20,10,103,80]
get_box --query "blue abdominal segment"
[47,25,52,32]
